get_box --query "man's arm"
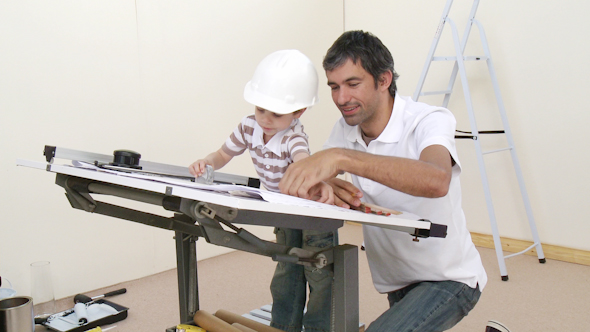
[342,144,453,197]
[279,144,453,202]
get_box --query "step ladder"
[412,0,545,281]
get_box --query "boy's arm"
[189,148,233,177]
[292,151,309,163]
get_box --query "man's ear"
[293,108,307,118]
[378,70,393,92]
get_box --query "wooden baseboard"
[470,232,590,266]
[345,222,590,266]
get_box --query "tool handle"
[34,317,48,325]
[74,294,92,304]
[103,288,126,298]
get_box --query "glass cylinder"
[30,261,56,318]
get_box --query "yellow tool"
[84,327,102,332]
[84,326,117,332]
[177,324,207,332]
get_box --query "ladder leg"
[475,139,510,280]
[475,20,546,263]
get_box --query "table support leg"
[175,231,199,323]
[332,244,359,332]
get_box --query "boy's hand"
[308,182,335,205]
[326,178,362,209]
[189,159,210,177]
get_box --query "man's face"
[326,59,381,127]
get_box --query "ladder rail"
[442,0,481,108]
[447,17,510,278]
[474,19,546,260]
[413,0,455,101]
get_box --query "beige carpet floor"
[41,223,590,332]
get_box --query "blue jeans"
[270,228,338,332]
[366,281,481,332]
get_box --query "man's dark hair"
[323,30,399,97]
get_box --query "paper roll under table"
[232,323,258,332]
[215,309,286,332]
[194,310,242,332]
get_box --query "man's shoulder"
[398,94,447,113]
[397,95,455,123]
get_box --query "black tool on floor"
[73,288,127,304]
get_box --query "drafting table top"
[17,158,435,234]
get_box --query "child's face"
[254,106,301,138]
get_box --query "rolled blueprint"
[193,310,241,332]
[215,309,285,332]
[232,323,258,332]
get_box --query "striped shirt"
[221,115,310,192]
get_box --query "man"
[279,30,490,331]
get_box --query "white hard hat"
[244,50,319,115]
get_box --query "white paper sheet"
[71,161,373,214]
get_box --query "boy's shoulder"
[287,118,308,136]
[243,114,256,123]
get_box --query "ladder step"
[432,55,488,61]
[483,147,512,155]
[419,90,453,96]
[250,308,272,320]
[504,242,540,259]
[242,313,271,325]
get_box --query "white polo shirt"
[324,94,487,293]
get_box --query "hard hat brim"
[244,81,318,114]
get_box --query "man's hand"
[279,149,341,199]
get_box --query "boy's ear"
[293,108,307,118]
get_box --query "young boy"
[189,50,336,332]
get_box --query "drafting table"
[17,146,447,332]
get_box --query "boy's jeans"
[270,228,338,332]
[366,280,481,332]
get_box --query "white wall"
[0,0,343,299]
[1,0,588,301]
